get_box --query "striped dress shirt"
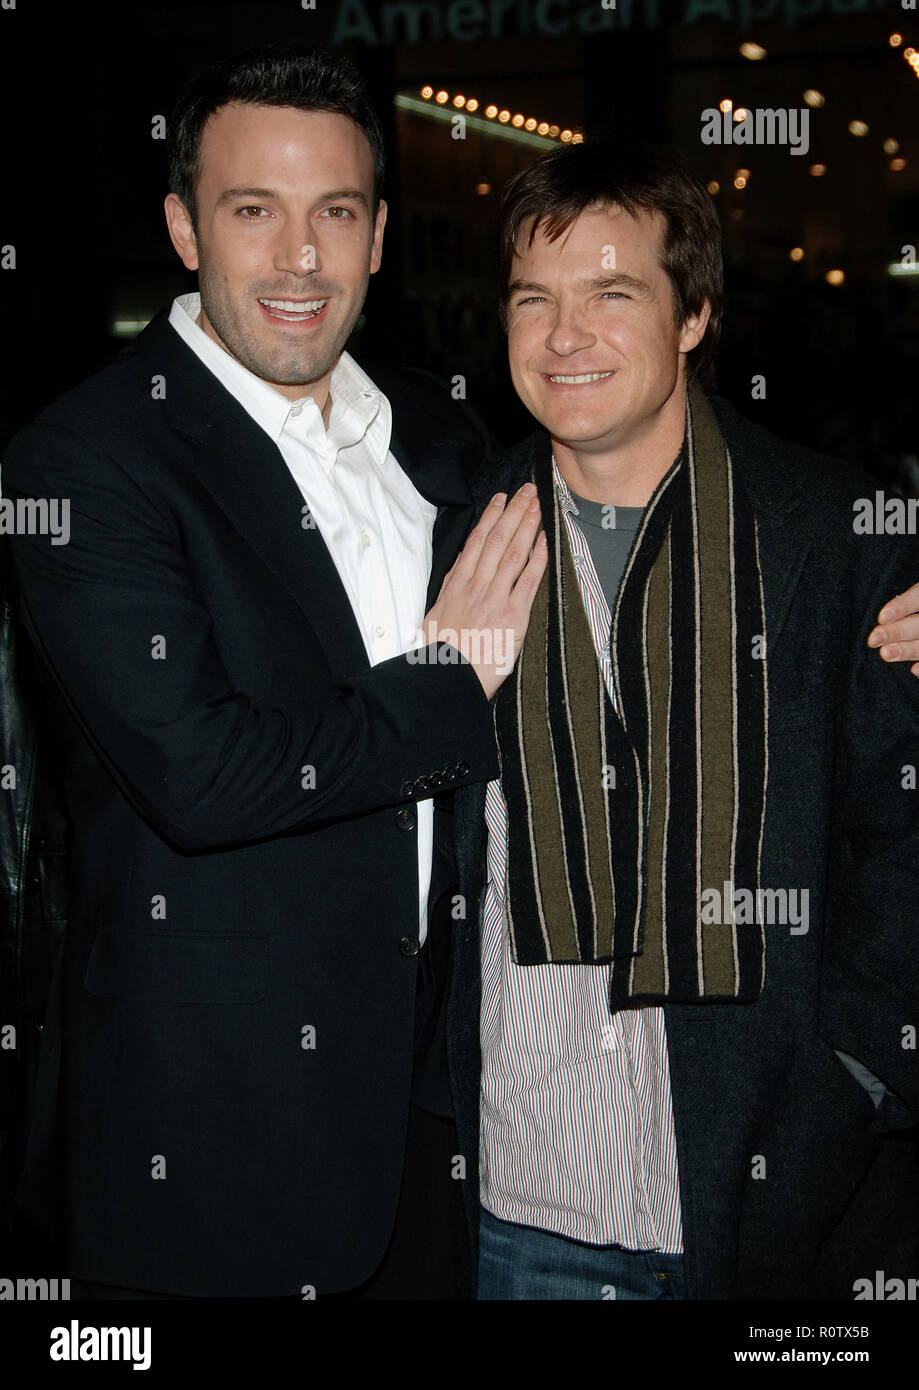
[479,460,684,1252]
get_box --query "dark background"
[1,0,917,488]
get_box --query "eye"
[601,291,627,300]
[515,295,546,306]
[323,206,354,220]
[237,206,269,219]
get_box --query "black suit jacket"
[452,396,919,1299]
[1,310,500,1296]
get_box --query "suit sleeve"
[2,422,499,852]
[818,531,919,1134]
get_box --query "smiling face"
[506,203,708,493]
[164,103,386,403]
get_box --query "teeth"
[259,298,327,313]
[549,371,614,384]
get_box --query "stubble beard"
[196,254,368,390]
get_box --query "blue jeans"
[478,1206,686,1300]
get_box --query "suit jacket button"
[414,776,430,794]
[400,779,414,797]
[400,935,420,957]
[396,807,416,830]
[456,761,470,777]
[442,766,456,782]
[429,770,443,787]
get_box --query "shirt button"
[361,530,372,548]
[373,625,385,637]
[290,404,303,417]
[400,936,421,957]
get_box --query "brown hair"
[497,141,723,383]
[167,45,385,231]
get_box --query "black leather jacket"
[0,537,70,1260]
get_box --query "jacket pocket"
[83,926,268,1004]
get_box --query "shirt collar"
[168,292,384,452]
[551,454,579,518]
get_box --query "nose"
[274,227,323,278]
[544,300,596,358]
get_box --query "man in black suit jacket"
[446,140,919,1300]
[1,46,546,1298]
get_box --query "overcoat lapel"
[132,314,479,679]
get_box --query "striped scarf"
[493,384,768,1003]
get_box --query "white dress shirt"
[168,292,437,939]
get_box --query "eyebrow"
[508,273,653,298]
[215,186,369,209]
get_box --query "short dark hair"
[167,45,386,229]
[497,141,724,383]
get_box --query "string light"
[789,247,805,262]
[417,87,581,142]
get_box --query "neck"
[552,378,689,507]
[196,303,334,429]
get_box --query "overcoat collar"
[130,310,477,675]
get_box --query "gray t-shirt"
[567,492,645,612]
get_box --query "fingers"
[450,484,540,592]
[490,489,543,595]
[509,531,549,613]
[438,491,506,590]
[876,582,919,628]
[873,636,919,665]
[868,583,919,666]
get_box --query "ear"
[678,297,712,356]
[164,194,199,272]
[369,199,388,275]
